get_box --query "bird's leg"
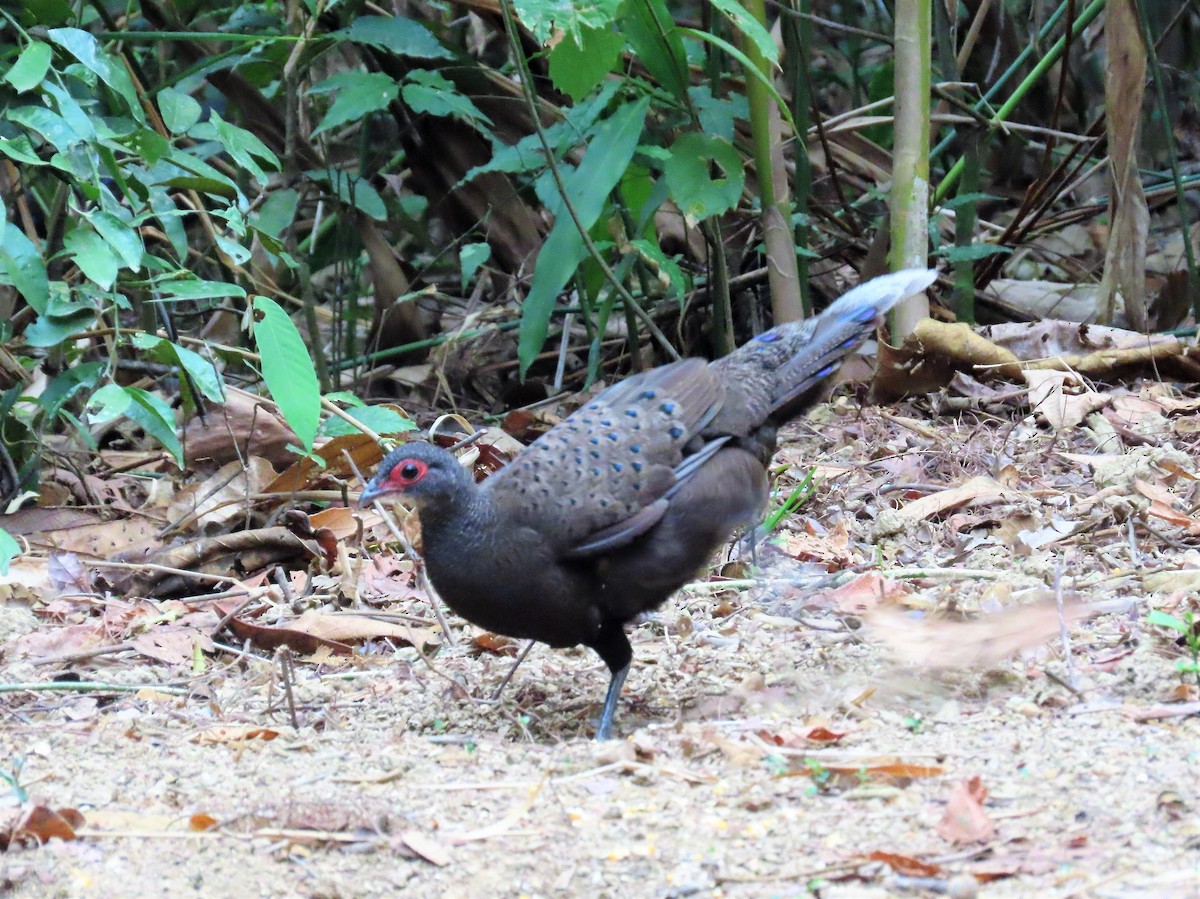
[591,622,633,741]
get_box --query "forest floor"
[3,389,1200,898]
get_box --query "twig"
[0,681,187,695]
[1053,564,1076,689]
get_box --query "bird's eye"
[388,458,428,486]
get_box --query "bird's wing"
[484,358,726,556]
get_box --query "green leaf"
[37,361,103,419]
[252,188,299,240]
[401,70,492,127]
[0,135,44,166]
[125,387,183,467]
[8,105,81,149]
[340,17,453,59]
[87,383,132,424]
[708,0,779,67]
[64,227,119,289]
[0,528,18,575]
[1148,610,1188,633]
[512,0,622,44]
[157,278,248,301]
[0,222,49,313]
[320,405,417,438]
[47,27,143,120]
[130,334,224,402]
[88,210,144,270]
[943,243,1012,263]
[205,111,279,185]
[621,0,689,101]
[5,41,52,93]
[518,97,650,374]
[313,170,386,221]
[311,71,399,137]
[252,296,320,450]
[24,310,97,347]
[547,25,625,102]
[663,133,744,220]
[459,242,491,291]
[157,87,202,134]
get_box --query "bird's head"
[358,442,471,507]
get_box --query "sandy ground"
[4,402,1200,898]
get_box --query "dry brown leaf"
[289,610,439,650]
[937,777,996,844]
[184,386,298,467]
[168,457,277,529]
[866,850,941,877]
[892,475,1022,524]
[193,725,282,745]
[1023,370,1110,431]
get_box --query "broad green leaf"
[252,296,320,450]
[459,242,491,291]
[402,70,492,126]
[252,188,299,239]
[64,227,119,289]
[678,26,795,133]
[621,0,689,101]
[944,243,1012,263]
[88,210,144,270]
[37,361,103,418]
[125,387,183,467]
[156,278,248,301]
[206,111,279,184]
[341,17,453,59]
[320,406,417,438]
[663,132,744,220]
[314,170,386,221]
[87,383,133,424]
[157,87,202,134]
[0,135,44,165]
[512,0,622,44]
[688,86,748,143]
[8,105,81,149]
[24,310,97,347]
[708,0,779,67]
[41,82,95,141]
[5,41,52,92]
[119,128,171,164]
[0,528,18,575]
[547,24,625,102]
[47,27,143,119]
[0,222,49,313]
[311,71,399,136]
[518,97,650,374]
[130,334,224,402]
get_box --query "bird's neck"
[416,480,498,557]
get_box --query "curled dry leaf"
[168,457,278,530]
[193,725,281,745]
[937,776,996,845]
[2,805,84,849]
[1023,370,1110,431]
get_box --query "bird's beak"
[358,479,388,508]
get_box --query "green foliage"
[1148,609,1200,686]
[252,296,320,451]
[0,527,18,575]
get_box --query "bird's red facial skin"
[387,459,429,489]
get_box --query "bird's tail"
[768,268,937,412]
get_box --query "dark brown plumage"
[360,269,936,738]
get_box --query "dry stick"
[1053,564,1077,690]
[0,681,187,695]
[490,640,536,702]
[31,643,133,667]
[87,560,237,586]
[277,648,299,729]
